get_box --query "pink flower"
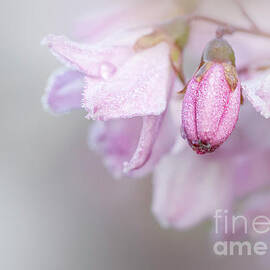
[42,1,270,233]
[42,4,181,177]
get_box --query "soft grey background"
[0,0,269,269]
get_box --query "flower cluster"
[42,0,270,234]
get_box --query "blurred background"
[1,0,269,269]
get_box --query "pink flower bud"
[181,38,241,154]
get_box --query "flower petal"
[123,104,178,176]
[83,42,172,120]
[89,107,177,178]
[73,9,129,42]
[238,191,270,240]
[89,118,142,178]
[42,34,132,79]
[242,71,270,118]
[214,190,270,242]
[42,68,83,114]
[73,0,184,43]
[123,115,163,174]
[231,150,270,198]
[152,149,232,229]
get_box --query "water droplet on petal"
[100,63,116,80]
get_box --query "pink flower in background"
[42,0,270,235]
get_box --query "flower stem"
[187,15,270,39]
[234,0,259,30]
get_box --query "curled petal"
[124,106,177,176]
[83,42,172,120]
[89,108,177,178]
[42,34,132,79]
[42,68,83,114]
[242,71,270,118]
[134,109,178,177]
[152,150,232,229]
[123,115,163,174]
[89,118,142,178]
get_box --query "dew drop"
[100,63,116,80]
